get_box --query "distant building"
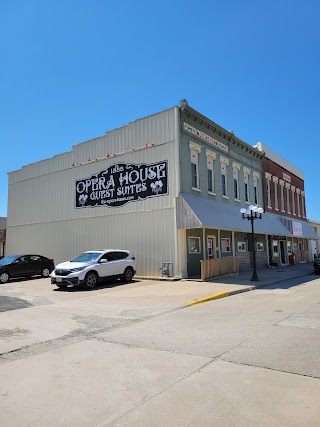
[254,142,316,265]
[5,101,318,278]
[307,219,320,259]
[0,217,6,258]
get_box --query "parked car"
[51,249,136,289]
[313,256,320,274]
[0,254,55,284]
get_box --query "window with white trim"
[206,149,216,194]
[221,238,231,253]
[253,172,259,205]
[266,172,272,208]
[257,242,264,251]
[291,185,296,215]
[233,162,241,200]
[296,188,301,217]
[286,183,291,213]
[237,242,246,251]
[244,168,251,203]
[279,180,285,212]
[220,157,229,198]
[273,176,279,210]
[301,191,305,218]
[189,142,201,191]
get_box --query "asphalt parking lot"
[1,272,320,426]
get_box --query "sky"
[0,0,319,220]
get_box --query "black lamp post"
[240,205,264,281]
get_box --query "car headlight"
[69,266,86,272]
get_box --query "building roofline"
[181,102,264,160]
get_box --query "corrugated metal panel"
[7,142,179,226]
[6,208,177,276]
[8,108,177,184]
[6,107,180,277]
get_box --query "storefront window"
[287,241,292,254]
[273,240,279,256]
[189,237,200,254]
[237,242,246,251]
[221,238,231,253]
[257,242,264,251]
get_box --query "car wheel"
[42,268,51,277]
[123,267,134,282]
[84,272,98,288]
[0,272,10,284]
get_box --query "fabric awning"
[177,193,319,239]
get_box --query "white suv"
[51,249,136,289]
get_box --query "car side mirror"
[100,259,108,264]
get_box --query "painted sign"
[283,172,291,183]
[183,122,229,153]
[76,161,168,208]
[292,221,303,236]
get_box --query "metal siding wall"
[8,142,178,225]
[6,209,177,276]
[6,108,180,277]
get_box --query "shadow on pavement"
[53,279,140,292]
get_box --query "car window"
[14,256,29,264]
[71,253,101,262]
[115,251,128,260]
[106,252,119,261]
[30,255,41,262]
[0,256,19,266]
[100,253,111,261]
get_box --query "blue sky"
[1,0,319,220]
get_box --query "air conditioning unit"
[162,262,173,277]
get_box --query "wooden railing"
[200,256,239,281]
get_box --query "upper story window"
[301,191,306,218]
[265,172,272,208]
[286,183,291,213]
[253,172,260,205]
[296,188,301,217]
[279,179,285,212]
[189,141,201,191]
[206,149,216,194]
[291,185,296,215]
[220,156,229,198]
[244,167,251,203]
[233,162,241,201]
[273,176,279,210]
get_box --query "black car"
[314,256,320,274]
[0,255,55,284]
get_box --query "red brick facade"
[262,157,306,221]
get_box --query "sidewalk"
[184,262,315,306]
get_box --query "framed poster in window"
[189,237,201,254]
[221,238,231,253]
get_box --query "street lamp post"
[240,205,264,281]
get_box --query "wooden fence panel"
[200,257,239,281]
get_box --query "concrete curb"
[186,272,313,306]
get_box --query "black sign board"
[75,160,168,208]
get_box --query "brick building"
[254,142,314,265]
